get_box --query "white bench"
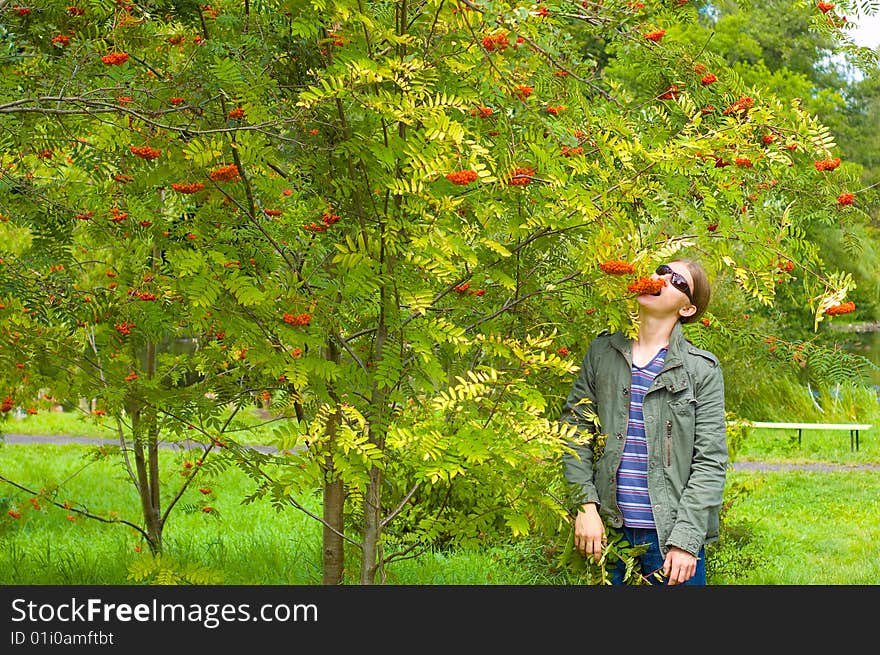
[742,421,873,452]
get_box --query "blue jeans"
[610,526,706,586]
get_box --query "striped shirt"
[617,347,667,528]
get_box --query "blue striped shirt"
[617,347,667,528]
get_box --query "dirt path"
[4,433,880,470]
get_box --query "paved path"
[4,433,880,470]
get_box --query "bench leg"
[797,428,802,447]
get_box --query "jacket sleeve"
[560,343,602,509]
[667,361,728,555]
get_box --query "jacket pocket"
[665,398,696,469]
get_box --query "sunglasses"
[655,264,693,303]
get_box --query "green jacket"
[560,322,728,557]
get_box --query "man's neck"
[634,313,677,353]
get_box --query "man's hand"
[663,546,697,585]
[573,504,605,563]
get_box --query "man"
[561,258,727,585]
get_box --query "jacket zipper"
[665,420,672,467]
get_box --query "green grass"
[710,469,880,584]
[0,442,528,585]
[0,443,324,584]
[1,407,284,445]
[2,410,110,439]
[734,425,880,465]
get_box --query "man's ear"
[679,304,697,319]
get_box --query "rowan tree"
[0,0,870,584]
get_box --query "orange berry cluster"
[627,277,666,295]
[599,260,635,275]
[101,52,129,65]
[209,164,240,182]
[115,321,134,335]
[825,300,855,315]
[700,73,717,85]
[482,32,510,52]
[68,6,85,15]
[52,35,71,46]
[546,105,565,115]
[659,85,679,100]
[817,2,834,12]
[837,192,854,205]
[75,211,93,220]
[561,146,584,157]
[734,157,753,168]
[513,85,533,100]
[453,282,485,296]
[776,259,794,272]
[227,107,245,119]
[282,312,312,326]
[644,29,665,42]
[169,96,184,105]
[445,170,478,185]
[304,209,340,232]
[507,167,535,185]
[129,145,161,160]
[1,396,14,412]
[109,208,128,223]
[723,96,753,115]
[470,106,492,118]
[171,182,206,194]
[814,157,841,171]
[263,208,283,216]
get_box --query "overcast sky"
[850,11,880,48]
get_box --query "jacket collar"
[610,322,690,392]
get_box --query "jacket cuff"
[571,486,600,513]
[666,525,703,557]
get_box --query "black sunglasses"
[655,264,693,303]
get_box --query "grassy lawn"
[1,408,284,445]
[733,424,880,466]
[710,468,880,584]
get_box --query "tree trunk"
[322,337,346,584]
[131,339,163,554]
[322,475,345,584]
[360,456,383,584]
